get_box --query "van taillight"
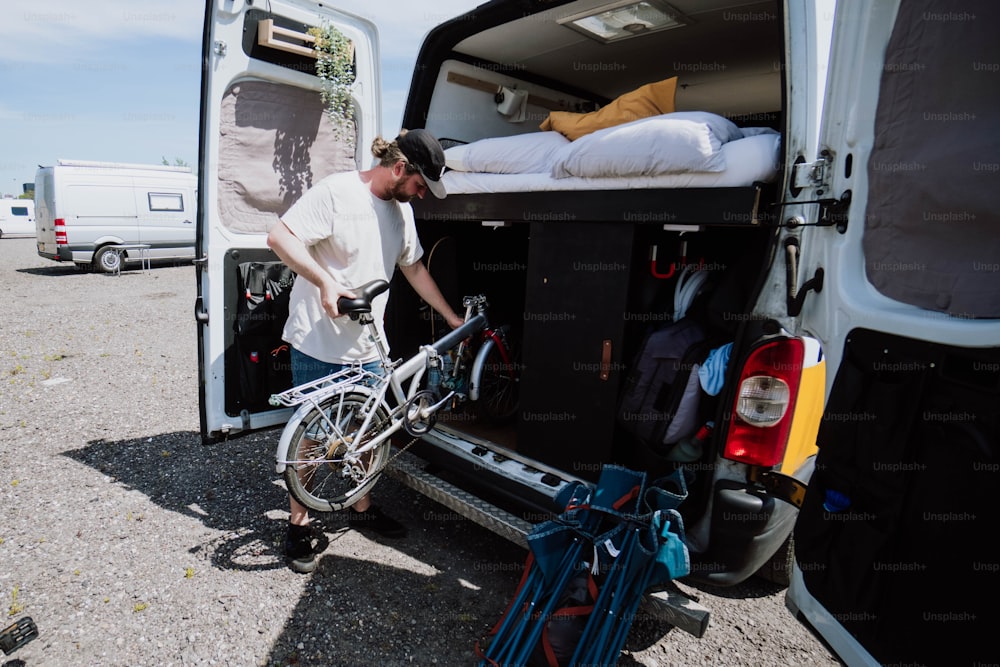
[55,218,67,245]
[721,338,804,467]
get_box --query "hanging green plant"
[308,21,356,140]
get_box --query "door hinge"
[194,296,209,324]
[792,150,833,192]
[600,339,612,381]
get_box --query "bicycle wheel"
[474,336,519,423]
[283,391,393,512]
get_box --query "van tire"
[755,532,795,587]
[93,246,122,274]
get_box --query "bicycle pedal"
[0,617,38,655]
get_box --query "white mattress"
[441,132,781,195]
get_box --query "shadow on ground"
[63,429,292,571]
[62,431,677,665]
[15,266,86,277]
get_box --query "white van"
[197,2,997,664]
[35,159,198,272]
[0,199,35,238]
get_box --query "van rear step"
[385,451,710,639]
[386,450,533,547]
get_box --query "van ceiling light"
[557,0,689,44]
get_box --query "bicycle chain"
[369,434,422,478]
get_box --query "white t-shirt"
[280,171,423,363]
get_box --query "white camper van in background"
[0,199,35,238]
[34,160,197,272]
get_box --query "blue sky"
[0,0,482,197]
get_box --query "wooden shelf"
[256,19,354,61]
[446,71,570,112]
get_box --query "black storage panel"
[517,221,634,480]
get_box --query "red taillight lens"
[722,338,804,467]
[54,218,67,245]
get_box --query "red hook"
[650,245,677,279]
[650,242,707,279]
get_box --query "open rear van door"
[196,0,380,441]
[786,1,1000,665]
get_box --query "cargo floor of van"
[447,419,517,451]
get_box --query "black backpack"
[617,317,713,452]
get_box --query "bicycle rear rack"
[268,364,385,408]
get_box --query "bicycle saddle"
[337,279,390,316]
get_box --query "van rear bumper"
[686,479,799,586]
[37,244,92,263]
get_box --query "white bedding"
[442,132,781,195]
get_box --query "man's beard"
[389,179,412,203]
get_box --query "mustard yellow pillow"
[540,77,678,141]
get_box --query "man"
[267,129,464,573]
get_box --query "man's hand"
[445,313,466,329]
[319,279,356,319]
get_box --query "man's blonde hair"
[371,131,419,172]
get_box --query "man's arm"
[267,220,354,319]
[398,260,465,329]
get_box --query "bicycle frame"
[271,298,489,475]
[468,326,516,403]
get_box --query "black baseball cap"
[396,129,447,199]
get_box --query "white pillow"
[659,111,743,144]
[550,115,728,179]
[445,131,570,174]
[739,126,781,138]
[443,143,471,171]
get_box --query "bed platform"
[415,125,782,227]
[412,183,773,227]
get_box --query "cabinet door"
[517,222,634,480]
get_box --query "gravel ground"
[0,236,842,666]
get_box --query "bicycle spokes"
[284,392,394,512]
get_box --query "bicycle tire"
[283,391,393,512]
[473,336,519,423]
